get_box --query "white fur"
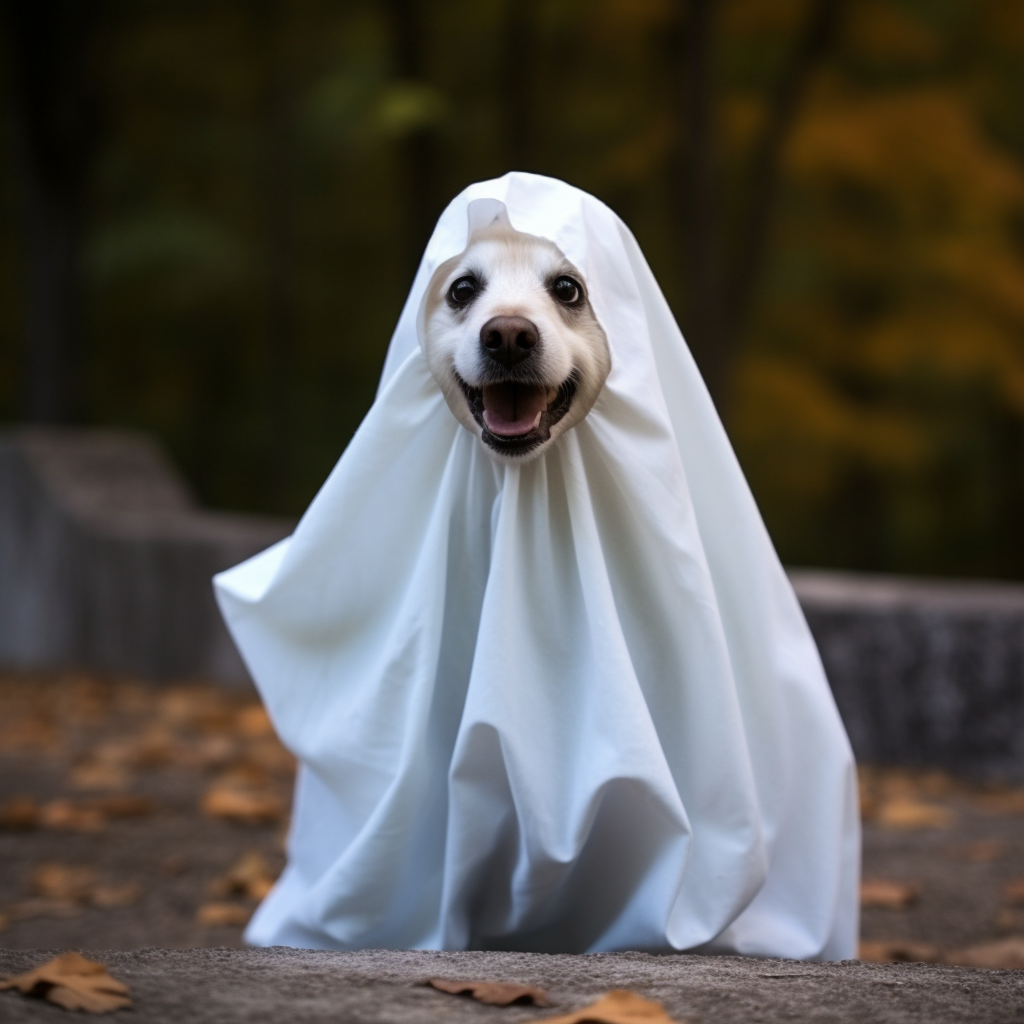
[421,223,611,461]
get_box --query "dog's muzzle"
[456,370,580,456]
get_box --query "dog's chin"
[454,370,580,460]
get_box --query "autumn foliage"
[2,1,1024,580]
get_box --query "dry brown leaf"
[195,902,251,927]
[0,716,60,751]
[39,799,106,832]
[876,797,952,830]
[860,878,919,909]
[186,735,237,770]
[0,951,131,1013]
[858,940,945,964]
[236,705,275,738]
[425,978,552,1006]
[523,990,681,1024]
[201,784,283,824]
[976,789,1024,815]
[994,909,1022,934]
[87,794,154,819]
[0,795,40,830]
[951,840,1006,863]
[90,883,142,909]
[6,898,83,922]
[29,864,140,911]
[209,851,277,901]
[948,937,1024,970]
[32,864,98,902]
[70,759,129,791]
[1002,879,1024,905]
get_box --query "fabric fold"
[215,171,859,958]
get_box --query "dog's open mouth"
[456,371,579,455]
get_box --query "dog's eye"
[552,276,582,305]
[448,276,478,305]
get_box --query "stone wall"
[0,428,292,687]
[2,427,1024,777]
[792,570,1024,780]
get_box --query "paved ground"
[1,946,1023,1024]
[1,672,1024,1021]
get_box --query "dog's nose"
[480,316,539,367]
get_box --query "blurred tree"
[2,0,1023,579]
[2,0,100,422]
[668,0,845,405]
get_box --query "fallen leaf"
[858,940,945,964]
[976,789,1024,815]
[0,951,131,1013]
[876,798,952,830]
[1003,879,1024,905]
[523,990,681,1024]
[87,795,154,818]
[6,898,84,922]
[187,735,237,770]
[32,864,98,902]
[951,840,1006,863]
[0,795,40,830]
[39,799,106,832]
[90,883,142,909]
[70,760,129,791]
[0,716,60,751]
[425,978,552,1006]
[195,902,251,927]
[201,784,283,824]
[994,909,1022,934]
[29,864,140,911]
[948,937,1024,970]
[236,705,275,738]
[860,878,919,909]
[858,791,878,821]
[209,851,277,901]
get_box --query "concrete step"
[1,947,1019,1024]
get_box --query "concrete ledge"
[792,570,1024,780]
[0,948,1020,1024]
[0,428,293,686]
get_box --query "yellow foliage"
[788,88,1024,206]
[733,355,925,506]
[845,2,941,62]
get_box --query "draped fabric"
[214,172,859,958]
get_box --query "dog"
[421,213,611,460]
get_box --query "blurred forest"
[2,0,1024,579]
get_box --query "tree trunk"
[670,0,844,412]
[253,0,297,511]
[719,0,845,354]
[502,0,537,174]
[387,0,439,281]
[3,0,99,423]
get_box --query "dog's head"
[421,208,610,461]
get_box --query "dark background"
[2,0,1024,578]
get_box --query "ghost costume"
[214,172,860,959]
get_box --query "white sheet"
[214,172,859,958]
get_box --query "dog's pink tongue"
[482,384,546,437]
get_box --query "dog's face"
[421,221,610,461]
